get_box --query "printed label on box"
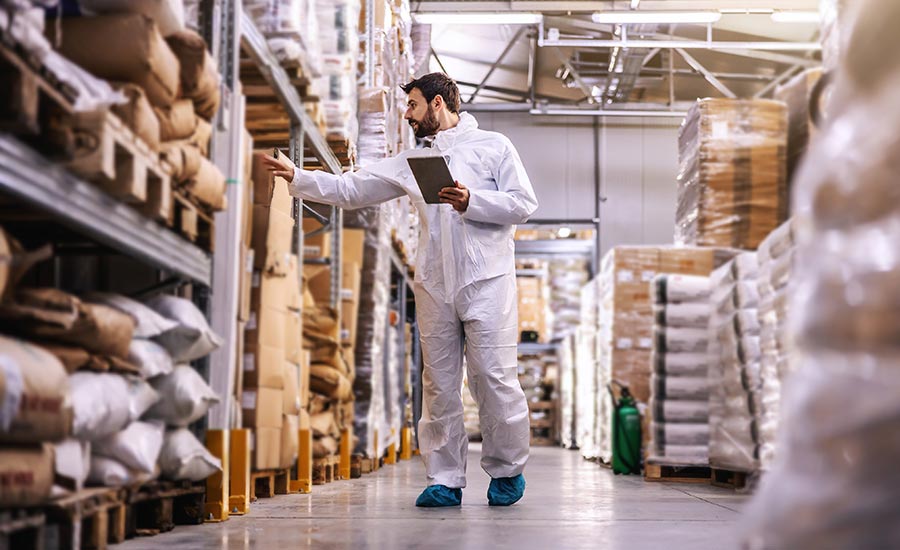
[712,120,729,139]
[638,338,653,349]
[616,338,633,350]
[341,329,350,340]
[246,252,255,273]
[246,311,257,330]
[341,289,353,300]
[617,270,635,283]
[641,270,656,282]
[252,272,261,288]
[243,353,255,372]
[242,391,257,409]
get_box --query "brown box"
[302,218,331,259]
[253,427,281,471]
[299,350,311,409]
[246,304,286,352]
[285,310,302,364]
[279,414,299,469]
[342,229,366,266]
[238,247,253,322]
[241,130,254,243]
[341,301,359,346]
[0,444,54,507]
[286,254,302,312]
[304,264,332,306]
[252,205,294,275]
[242,387,284,428]
[234,320,246,402]
[283,362,301,416]
[251,151,293,215]
[243,343,284,389]
[658,247,716,276]
[251,271,288,313]
[298,408,311,430]
[609,349,653,403]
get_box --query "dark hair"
[401,73,460,114]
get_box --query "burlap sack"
[309,365,352,401]
[0,444,54,506]
[112,83,161,151]
[154,99,197,141]
[166,29,221,120]
[313,436,338,459]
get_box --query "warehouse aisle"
[119,445,748,550]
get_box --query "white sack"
[93,421,165,473]
[144,366,218,427]
[159,428,222,481]
[71,372,132,440]
[128,339,175,379]
[85,292,178,338]
[147,295,223,362]
[52,439,91,496]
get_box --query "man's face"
[404,88,441,138]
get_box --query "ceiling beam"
[468,27,527,102]
[675,48,737,98]
[753,64,805,97]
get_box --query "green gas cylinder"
[611,387,642,475]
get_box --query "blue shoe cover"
[415,485,462,507]
[487,474,525,506]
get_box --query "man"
[263,72,537,508]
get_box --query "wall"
[470,111,681,257]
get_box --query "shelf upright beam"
[0,136,212,284]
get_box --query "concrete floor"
[119,444,749,550]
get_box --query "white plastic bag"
[159,428,222,481]
[128,339,175,379]
[70,372,133,440]
[144,366,219,427]
[146,295,223,362]
[88,455,134,486]
[85,292,178,339]
[93,421,165,473]
[127,376,161,421]
[53,439,91,496]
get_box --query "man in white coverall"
[264,73,537,508]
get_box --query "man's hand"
[439,181,470,213]
[261,154,295,182]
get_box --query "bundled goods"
[754,220,795,471]
[774,69,824,185]
[648,274,711,466]
[313,0,361,143]
[516,268,552,344]
[596,246,735,462]
[707,253,761,473]
[548,257,590,340]
[744,3,900,545]
[557,334,577,449]
[575,322,600,459]
[675,99,789,250]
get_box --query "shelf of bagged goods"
[239,11,343,175]
[0,134,212,285]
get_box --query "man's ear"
[432,94,444,112]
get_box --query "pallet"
[249,469,291,501]
[172,192,215,252]
[0,41,75,158]
[124,480,205,538]
[42,487,123,550]
[65,109,172,223]
[0,508,46,550]
[313,455,340,485]
[530,437,557,447]
[357,455,374,476]
[644,462,712,484]
[710,467,750,490]
[350,455,363,479]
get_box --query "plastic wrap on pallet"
[744,4,900,543]
[574,326,599,459]
[548,257,590,340]
[558,334,576,449]
[675,99,789,250]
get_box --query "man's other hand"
[439,181,470,213]
[261,155,295,182]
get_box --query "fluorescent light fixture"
[771,11,820,23]
[411,12,543,25]
[592,11,722,24]
[557,227,572,239]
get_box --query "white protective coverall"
[290,112,538,488]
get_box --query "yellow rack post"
[205,429,229,522]
[229,429,250,515]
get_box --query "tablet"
[407,156,455,204]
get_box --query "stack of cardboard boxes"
[517,275,552,344]
[238,151,308,471]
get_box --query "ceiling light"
[630,0,640,8]
[411,13,543,25]
[557,227,572,239]
[771,11,820,23]
[592,11,722,24]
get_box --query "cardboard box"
[299,350,311,409]
[304,264,332,306]
[241,131,254,245]
[658,247,716,276]
[252,205,294,275]
[283,362,301,415]
[251,151,293,215]
[285,310,302,364]
[251,271,288,313]
[245,305,286,352]
[342,229,366,266]
[238,247,253,322]
[286,254,302,312]
[242,387,284,428]
[279,414,299,469]
[0,444,54,507]
[298,408,310,430]
[243,343,284,389]
[252,427,281,471]
[302,218,331,259]
[341,301,358,346]
[234,321,246,401]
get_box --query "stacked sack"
[745,1,900,545]
[48,6,226,213]
[548,258,590,340]
[754,220,795,470]
[707,253,761,473]
[648,275,712,466]
[557,333,577,449]
[244,0,323,75]
[314,0,360,145]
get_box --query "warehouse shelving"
[515,238,595,258]
[0,135,212,285]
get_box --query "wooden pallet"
[710,467,750,490]
[350,455,364,479]
[42,487,123,550]
[65,109,172,223]
[313,455,340,485]
[124,480,205,538]
[530,437,557,447]
[172,192,215,252]
[0,41,75,158]
[644,462,712,484]
[0,508,46,550]
[249,469,291,501]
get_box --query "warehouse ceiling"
[418,0,822,112]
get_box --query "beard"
[409,105,441,138]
